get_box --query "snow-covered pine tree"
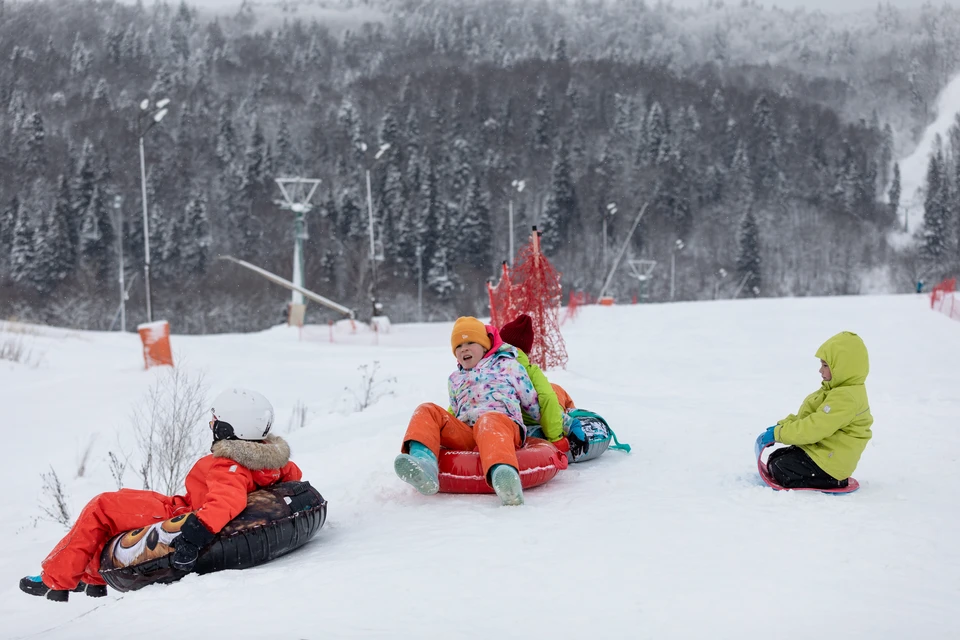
[0,195,17,266]
[660,147,693,237]
[181,191,211,276]
[458,176,492,271]
[379,160,406,265]
[336,99,365,166]
[10,199,36,285]
[736,208,761,298]
[532,83,552,152]
[378,107,403,167]
[749,95,781,197]
[28,178,70,292]
[79,185,114,281]
[215,105,239,171]
[23,111,47,176]
[644,101,669,166]
[922,141,949,264]
[888,162,901,225]
[566,80,586,175]
[274,119,301,176]
[539,140,578,255]
[426,204,459,300]
[31,201,58,294]
[91,78,111,113]
[729,139,754,212]
[71,139,97,237]
[415,157,441,274]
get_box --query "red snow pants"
[402,403,522,480]
[41,489,190,590]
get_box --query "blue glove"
[754,426,776,458]
[759,426,776,447]
[567,418,590,459]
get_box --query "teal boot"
[394,442,439,495]
[490,464,524,506]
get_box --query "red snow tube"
[438,438,568,494]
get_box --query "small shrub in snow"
[132,366,208,495]
[346,361,396,412]
[287,399,309,432]
[75,434,97,478]
[40,466,71,529]
[107,450,128,490]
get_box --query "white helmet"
[210,388,274,441]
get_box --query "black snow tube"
[99,481,326,592]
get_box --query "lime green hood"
[817,331,869,390]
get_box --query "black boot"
[74,582,108,598]
[19,576,69,602]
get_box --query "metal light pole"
[137,97,170,323]
[603,202,617,267]
[508,179,525,266]
[670,238,684,301]
[416,245,423,323]
[360,142,391,317]
[114,195,126,332]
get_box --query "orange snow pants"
[551,383,576,411]
[402,403,522,480]
[41,489,190,590]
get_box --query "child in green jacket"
[500,314,589,458]
[758,331,873,488]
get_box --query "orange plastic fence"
[930,277,960,321]
[137,321,174,369]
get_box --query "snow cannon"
[99,481,327,592]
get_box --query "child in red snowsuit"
[20,388,302,601]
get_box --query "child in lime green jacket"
[500,315,589,458]
[758,331,873,488]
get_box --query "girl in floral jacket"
[394,316,540,506]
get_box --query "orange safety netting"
[931,277,959,321]
[487,229,567,370]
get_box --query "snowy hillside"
[1,295,958,639]
[895,72,960,235]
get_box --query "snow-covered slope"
[1,294,957,639]
[894,72,960,235]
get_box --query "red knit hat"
[500,314,534,354]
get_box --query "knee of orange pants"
[401,402,448,456]
[473,413,522,480]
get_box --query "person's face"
[455,342,486,369]
[819,359,832,381]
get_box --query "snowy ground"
[1,294,958,639]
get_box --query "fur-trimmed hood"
[211,434,291,470]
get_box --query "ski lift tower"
[274,177,321,326]
[627,258,657,302]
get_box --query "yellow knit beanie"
[451,316,491,354]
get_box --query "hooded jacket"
[448,326,541,437]
[774,332,873,480]
[182,434,302,533]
